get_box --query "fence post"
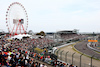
[65,51,69,62]
[60,50,64,60]
[72,52,76,65]
[56,49,60,57]
[54,49,57,55]
[91,55,94,67]
[80,54,83,67]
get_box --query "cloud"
[1,0,100,32]
[72,10,83,14]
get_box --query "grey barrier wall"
[56,42,75,49]
[87,43,100,52]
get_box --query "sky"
[0,0,100,33]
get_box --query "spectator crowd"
[0,35,77,67]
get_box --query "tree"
[40,31,45,36]
[28,30,33,35]
[36,33,41,35]
[36,31,45,36]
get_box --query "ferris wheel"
[6,2,28,36]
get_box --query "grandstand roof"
[57,30,78,34]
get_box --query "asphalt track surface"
[74,40,100,59]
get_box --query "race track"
[74,40,100,59]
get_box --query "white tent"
[10,34,32,40]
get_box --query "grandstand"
[56,29,80,41]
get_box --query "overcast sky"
[0,0,100,33]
